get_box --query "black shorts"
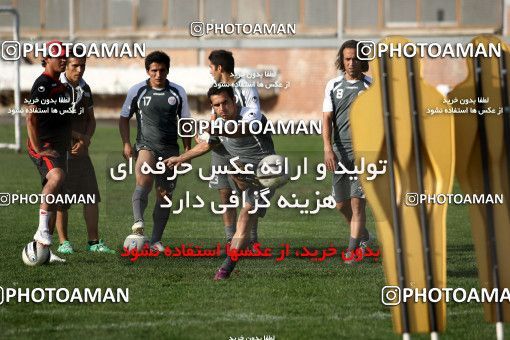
[61,154,101,209]
[135,144,178,195]
[27,140,67,187]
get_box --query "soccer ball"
[257,154,290,189]
[123,234,149,252]
[22,241,50,266]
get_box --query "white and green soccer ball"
[22,241,50,266]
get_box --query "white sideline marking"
[4,308,478,335]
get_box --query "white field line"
[3,309,472,335]
[2,308,477,335]
[3,309,381,335]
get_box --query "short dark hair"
[208,50,235,75]
[69,46,85,59]
[335,40,369,73]
[207,84,235,103]
[145,51,170,71]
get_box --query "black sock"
[348,237,360,251]
[132,185,149,222]
[151,203,171,243]
[88,240,99,246]
[360,232,370,243]
[250,223,258,244]
[224,224,236,242]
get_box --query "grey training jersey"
[232,77,260,110]
[120,79,190,154]
[211,77,260,157]
[209,107,275,166]
[323,74,371,158]
[211,77,260,114]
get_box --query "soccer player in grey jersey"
[119,51,191,250]
[208,50,261,245]
[165,85,275,280]
[322,40,371,260]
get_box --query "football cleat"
[57,240,75,254]
[359,236,371,254]
[342,246,366,265]
[87,240,116,254]
[213,267,231,281]
[150,241,164,252]
[343,250,354,265]
[49,250,66,263]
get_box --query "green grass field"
[0,122,507,339]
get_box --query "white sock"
[37,209,52,233]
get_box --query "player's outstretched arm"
[119,116,132,160]
[322,111,337,172]
[164,142,212,168]
[212,109,262,138]
[182,136,192,152]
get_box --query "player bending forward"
[208,49,261,246]
[165,85,275,280]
